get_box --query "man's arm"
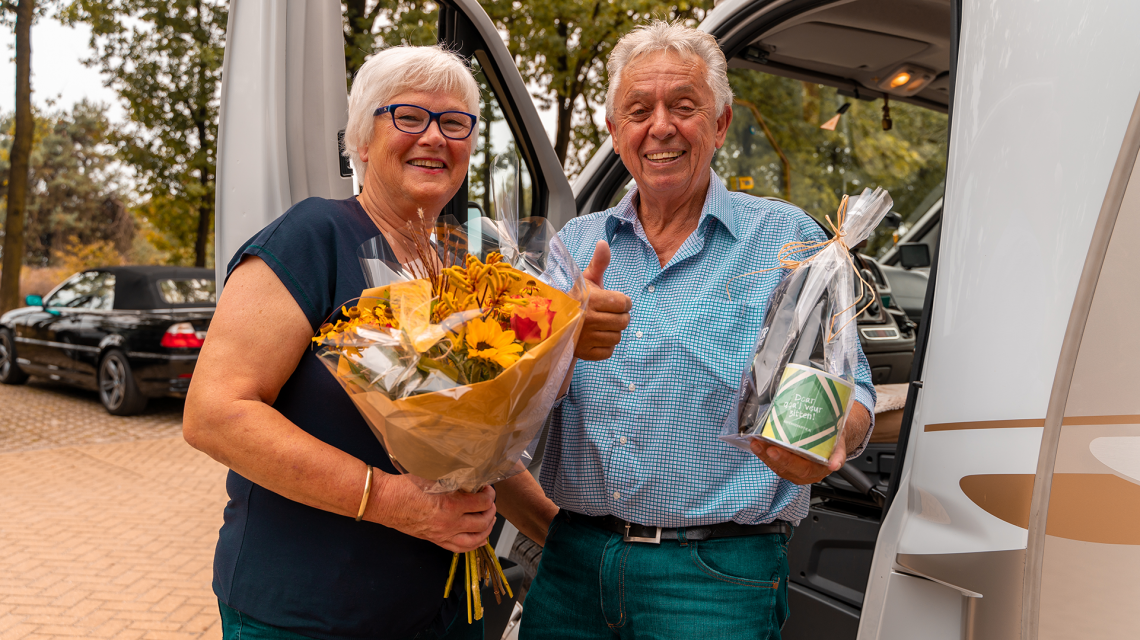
[495,471,559,546]
[749,401,872,485]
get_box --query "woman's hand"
[371,474,497,553]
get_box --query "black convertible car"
[0,266,215,415]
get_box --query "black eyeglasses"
[374,104,478,140]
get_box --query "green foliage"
[343,0,438,88]
[0,101,134,265]
[481,0,714,175]
[715,71,947,255]
[343,1,713,177]
[61,0,226,267]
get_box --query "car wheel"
[0,329,29,385]
[98,350,147,416]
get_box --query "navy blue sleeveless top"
[214,197,460,639]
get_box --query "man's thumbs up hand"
[581,239,611,287]
[576,240,632,361]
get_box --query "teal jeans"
[519,511,791,639]
[218,600,484,640]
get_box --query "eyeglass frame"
[373,104,479,140]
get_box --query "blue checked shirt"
[540,172,876,527]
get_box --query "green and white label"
[760,363,854,461]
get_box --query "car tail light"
[161,322,205,348]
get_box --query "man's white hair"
[605,20,732,121]
[344,45,480,178]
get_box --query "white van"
[216,2,1140,639]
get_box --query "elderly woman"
[513,21,877,639]
[184,46,513,640]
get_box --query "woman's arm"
[183,256,496,552]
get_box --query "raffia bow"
[726,194,878,342]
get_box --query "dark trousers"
[218,600,484,640]
[519,511,791,639]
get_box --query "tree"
[62,0,226,267]
[0,101,134,265]
[343,0,437,87]
[341,1,713,178]
[714,70,947,254]
[0,0,35,313]
[481,0,713,175]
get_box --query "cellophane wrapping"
[721,187,893,463]
[313,160,587,493]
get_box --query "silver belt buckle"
[623,522,662,544]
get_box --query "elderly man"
[495,20,876,639]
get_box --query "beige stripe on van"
[926,415,1140,431]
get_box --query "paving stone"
[0,383,226,640]
[0,382,183,454]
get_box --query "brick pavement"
[0,381,184,454]
[0,382,227,640]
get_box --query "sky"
[0,16,122,119]
[0,14,574,167]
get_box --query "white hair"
[344,45,481,178]
[605,20,732,121]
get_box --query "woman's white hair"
[344,45,480,177]
[605,20,732,121]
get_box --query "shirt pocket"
[660,296,765,391]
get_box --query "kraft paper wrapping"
[327,278,584,493]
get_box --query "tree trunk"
[194,180,211,267]
[553,95,574,167]
[192,0,212,268]
[1,0,35,314]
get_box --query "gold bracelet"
[355,464,373,522]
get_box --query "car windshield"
[158,278,216,305]
[47,272,115,310]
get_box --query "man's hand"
[749,402,872,485]
[371,474,497,553]
[576,240,632,361]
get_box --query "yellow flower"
[464,317,524,369]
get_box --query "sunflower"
[464,317,524,368]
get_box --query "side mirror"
[25,294,43,307]
[898,243,931,269]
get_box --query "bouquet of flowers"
[311,156,587,623]
[721,188,893,464]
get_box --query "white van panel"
[902,0,1140,556]
[897,428,1039,554]
[921,0,1140,428]
[875,572,965,640]
[214,0,353,288]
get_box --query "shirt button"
[619,436,628,444]
[627,383,636,392]
[647,285,656,293]
[635,331,643,338]
[613,491,621,500]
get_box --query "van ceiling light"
[877,64,936,96]
[888,72,911,88]
[820,102,851,131]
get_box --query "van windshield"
[713,69,948,256]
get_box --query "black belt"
[564,510,791,544]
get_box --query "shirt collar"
[605,169,739,241]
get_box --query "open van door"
[214,0,574,288]
[215,1,574,636]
